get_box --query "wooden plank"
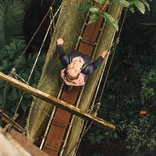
[43,87,80,155]
[9,129,48,156]
[79,16,103,55]
[0,72,115,130]
[82,17,103,42]
[0,128,31,156]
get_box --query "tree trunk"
[26,0,90,141]
[62,5,123,156]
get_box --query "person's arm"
[56,38,69,67]
[92,50,108,70]
[83,50,108,75]
[56,38,65,58]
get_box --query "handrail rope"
[40,83,64,149]
[85,6,111,118]
[89,41,115,112]
[6,3,64,132]
[74,8,111,141]
[87,16,109,113]
[78,9,128,140]
[13,7,52,70]
[88,8,127,113]
[29,0,70,145]
[74,122,93,156]
[14,2,63,114]
[98,8,128,103]
[68,97,100,156]
[2,6,52,129]
[24,3,67,128]
[75,0,94,50]
[67,120,93,156]
[59,86,86,155]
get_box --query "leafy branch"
[78,0,151,31]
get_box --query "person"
[57,38,107,90]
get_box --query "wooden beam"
[0,72,115,131]
[9,129,49,156]
[0,128,31,156]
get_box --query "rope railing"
[2,2,65,131]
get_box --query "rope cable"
[98,8,128,103]
[13,7,52,70]
[25,0,68,137]
[5,3,64,132]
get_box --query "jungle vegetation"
[0,0,155,155]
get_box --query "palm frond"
[0,0,29,50]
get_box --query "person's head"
[65,62,82,81]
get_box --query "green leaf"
[150,78,156,82]
[89,13,99,23]
[97,135,104,139]
[77,5,92,12]
[111,0,130,7]
[94,0,105,4]
[140,0,150,11]
[126,145,131,149]
[100,12,118,31]
[89,6,99,13]
[133,0,145,14]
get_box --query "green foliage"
[110,0,130,7]
[89,13,99,23]
[89,6,99,13]
[94,0,105,4]
[0,0,30,50]
[77,5,93,12]
[126,115,156,155]
[101,12,118,31]
[0,40,45,116]
[0,40,25,73]
[80,3,155,154]
[78,0,150,31]
[87,129,105,144]
[140,0,150,11]
[141,67,156,104]
[130,0,146,14]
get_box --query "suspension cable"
[13,7,52,70]
[4,3,64,132]
[2,7,52,128]
[98,8,128,103]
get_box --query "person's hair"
[64,69,79,82]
